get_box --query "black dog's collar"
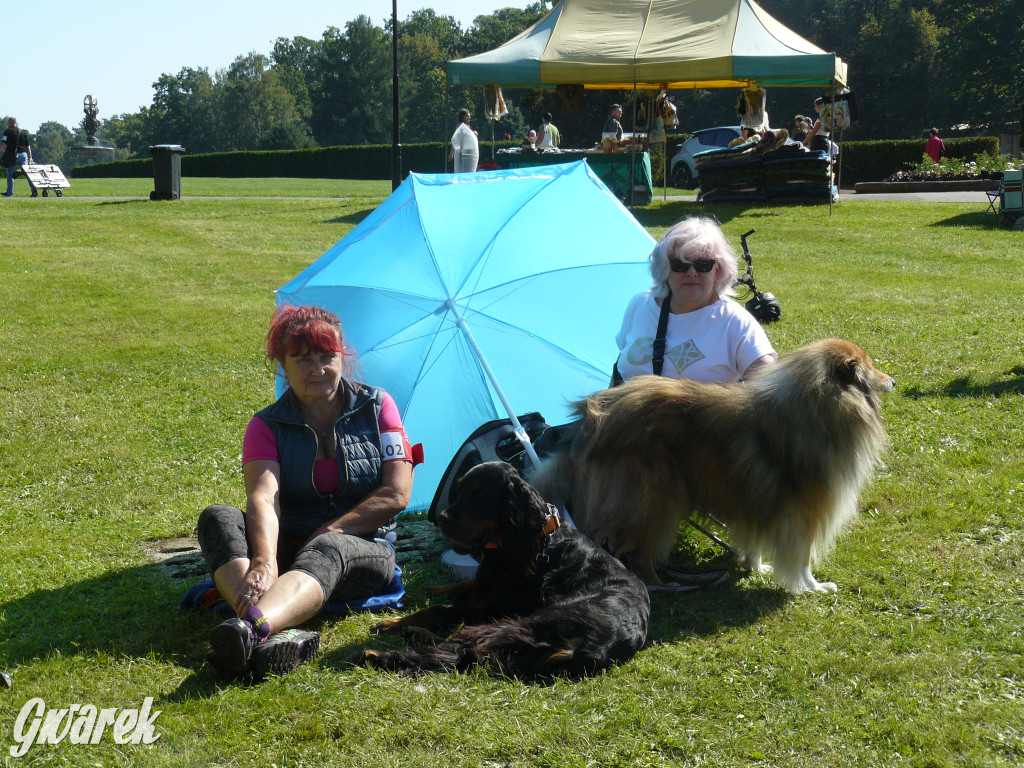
[483,504,560,550]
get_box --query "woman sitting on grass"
[197,305,414,679]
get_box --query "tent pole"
[828,79,835,216]
[836,126,845,198]
[453,313,541,469]
[628,82,638,207]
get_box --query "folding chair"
[984,188,1000,216]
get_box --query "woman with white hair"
[613,216,776,384]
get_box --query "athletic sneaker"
[209,617,258,676]
[250,629,321,681]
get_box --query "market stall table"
[497,149,653,206]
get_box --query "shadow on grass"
[0,561,224,684]
[324,208,375,226]
[632,202,811,232]
[644,533,789,644]
[928,211,1014,228]
[0,538,786,696]
[0,554,345,699]
[903,366,1024,398]
[646,576,789,645]
[631,202,761,228]
[95,199,150,207]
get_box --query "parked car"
[670,126,742,189]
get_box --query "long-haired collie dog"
[357,462,650,679]
[530,339,894,594]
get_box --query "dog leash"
[647,570,729,592]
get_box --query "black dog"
[357,461,650,679]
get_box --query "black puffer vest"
[255,380,392,541]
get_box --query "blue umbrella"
[277,161,655,510]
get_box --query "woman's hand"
[304,461,413,544]
[237,558,278,614]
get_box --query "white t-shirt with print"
[614,292,775,383]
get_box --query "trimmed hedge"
[71,141,525,180]
[71,135,694,182]
[70,134,1000,184]
[837,136,998,185]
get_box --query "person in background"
[1,117,32,197]
[601,103,624,150]
[613,216,776,385]
[791,115,808,143]
[925,128,946,163]
[737,85,769,141]
[537,112,560,149]
[801,98,830,152]
[16,123,37,197]
[197,305,414,679]
[448,108,479,173]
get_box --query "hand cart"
[21,164,70,197]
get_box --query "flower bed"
[884,152,1019,183]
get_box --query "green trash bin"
[149,144,185,200]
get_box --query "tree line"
[26,0,1023,168]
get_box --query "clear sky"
[6,1,530,134]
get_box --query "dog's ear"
[835,353,880,398]
[501,467,548,542]
[835,355,860,386]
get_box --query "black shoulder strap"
[652,290,671,376]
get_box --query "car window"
[694,131,718,148]
[710,130,736,147]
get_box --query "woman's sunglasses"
[669,257,717,274]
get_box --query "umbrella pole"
[453,315,541,469]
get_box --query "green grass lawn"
[0,181,1021,767]
[54,176,395,198]
[48,176,693,200]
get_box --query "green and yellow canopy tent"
[448,0,846,90]
[447,0,848,204]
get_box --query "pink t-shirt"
[242,391,411,494]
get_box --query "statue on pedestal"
[82,95,100,146]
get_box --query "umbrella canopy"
[277,161,655,510]
[447,0,847,89]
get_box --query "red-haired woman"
[197,305,414,678]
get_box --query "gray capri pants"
[197,504,396,603]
